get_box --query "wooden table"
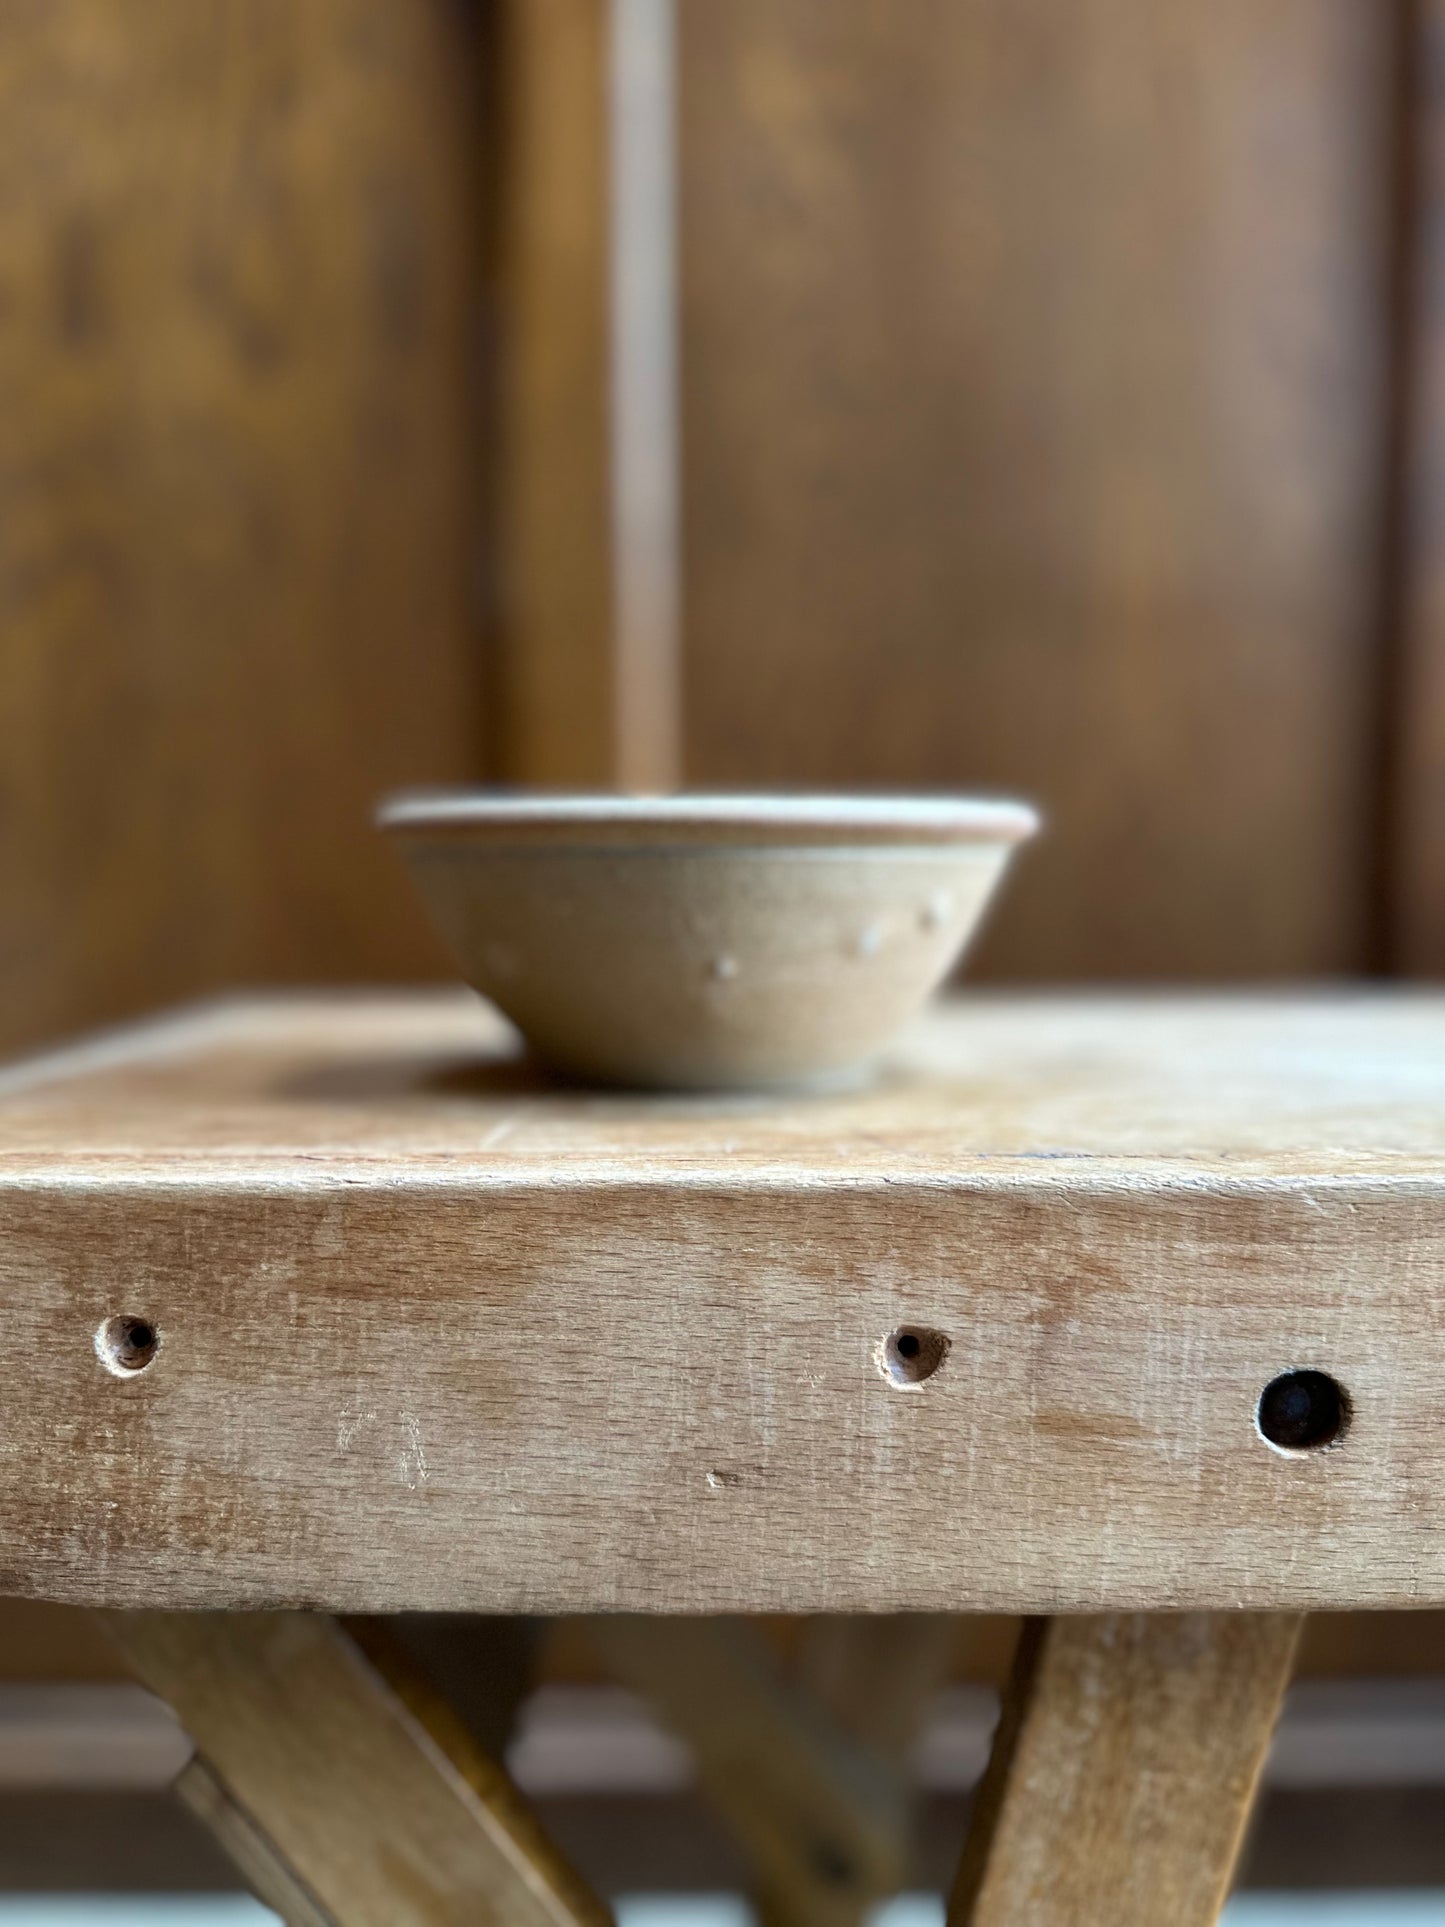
[4,989,1443,1924]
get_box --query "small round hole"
[1256,1369,1349,1453]
[880,1325,949,1387]
[96,1315,159,1377]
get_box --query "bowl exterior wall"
[395,840,1016,1088]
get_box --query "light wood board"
[948,1612,1301,1925]
[108,1611,608,1926]
[0,992,1442,1613]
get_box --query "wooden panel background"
[677,0,1394,981]
[1393,0,1445,975]
[0,0,489,1059]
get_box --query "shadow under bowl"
[377,791,1040,1092]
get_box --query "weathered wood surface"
[108,1612,609,1926]
[2,991,1444,1612]
[948,1612,1301,1925]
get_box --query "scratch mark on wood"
[336,1407,375,1454]
[399,1412,429,1489]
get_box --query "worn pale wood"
[678,0,1387,980]
[174,1757,335,1927]
[106,1611,609,1927]
[595,1617,905,1924]
[949,1612,1301,1926]
[4,991,1445,1613]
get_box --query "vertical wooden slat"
[948,1613,1301,1927]
[609,0,682,789]
[495,0,681,789]
[494,0,614,785]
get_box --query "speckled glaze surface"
[378,792,1039,1089]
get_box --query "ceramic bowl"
[378,792,1040,1090]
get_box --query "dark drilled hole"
[881,1325,949,1387]
[97,1315,159,1377]
[1257,1369,1350,1452]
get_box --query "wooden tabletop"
[5,990,1444,1614]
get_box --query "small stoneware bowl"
[378,791,1039,1090]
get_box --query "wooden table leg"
[103,1610,610,1927]
[949,1612,1302,1927]
[595,1615,908,1925]
[753,1615,958,1927]
[794,1614,958,1763]
[174,1756,335,1927]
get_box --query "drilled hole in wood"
[96,1315,159,1377]
[880,1325,949,1386]
[1256,1369,1349,1453]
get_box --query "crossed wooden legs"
[102,1608,1299,1927]
[105,1611,609,1927]
[594,1616,937,1925]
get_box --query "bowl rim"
[376,789,1041,848]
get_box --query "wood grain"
[0,0,486,1057]
[677,0,1389,979]
[106,1611,609,1926]
[948,1613,1301,1925]
[0,992,1442,1614]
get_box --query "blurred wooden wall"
[0,0,490,1058]
[502,0,1445,985]
[678,0,1394,982]
[2,0,1442,1067]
